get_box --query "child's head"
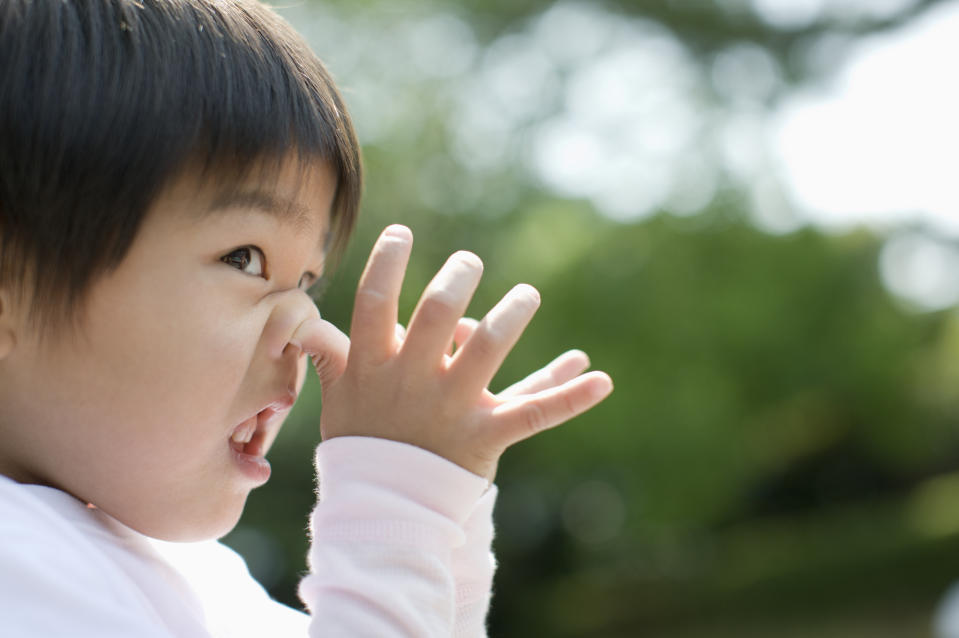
[0,0,361,540]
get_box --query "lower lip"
[229,416,272,486]
[231,446,272,486]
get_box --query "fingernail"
[593,373,614,398]
[428,252,484,300]
[570,349,590,367]
[383,225,412,241]
[511,283,540,306]
[452,250,483,270]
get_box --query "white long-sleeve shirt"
[0,436,497,637]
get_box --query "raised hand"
[293,225,613,481]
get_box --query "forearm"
[299,436,494,637]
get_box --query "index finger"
[349,225,413,365]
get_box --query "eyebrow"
[204,190,330,251]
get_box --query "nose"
[260,288,321,363]
[257,289,321,399]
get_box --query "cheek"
[83,288,263,421]
[148,311,259,407]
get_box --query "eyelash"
[221,246,318,292]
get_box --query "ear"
[0,289,17,360]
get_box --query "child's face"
[0,160,335,541]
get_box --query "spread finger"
[349,225,412,365]
[446,283,540,399]
[400,251,483,368]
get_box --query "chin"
[118,495,249,543]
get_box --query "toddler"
[0,0,613,635]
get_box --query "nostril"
[284,339,304,358]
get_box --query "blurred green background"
[223,1,959,635]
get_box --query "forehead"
[158,158,337,250]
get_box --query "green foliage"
[223,1,959,634]
[230,199,959,634]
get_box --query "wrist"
[316,436,490,525]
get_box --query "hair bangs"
[0,0,361,330]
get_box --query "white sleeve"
[935,581,959,638]
[298,436,497,637]
[451,487,497,638]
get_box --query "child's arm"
[293,224,612,636]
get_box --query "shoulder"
[0,476,171,636]
[0,475,105,569]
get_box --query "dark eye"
[221,246,265,278]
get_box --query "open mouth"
[229,414,267,458]
[228,407,285,484]
[227,395,295,484]
[228,400,292,459]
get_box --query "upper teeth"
[231,422,256,444]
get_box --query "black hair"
[0,0,362,329]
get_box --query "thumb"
[291,317,350,389]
